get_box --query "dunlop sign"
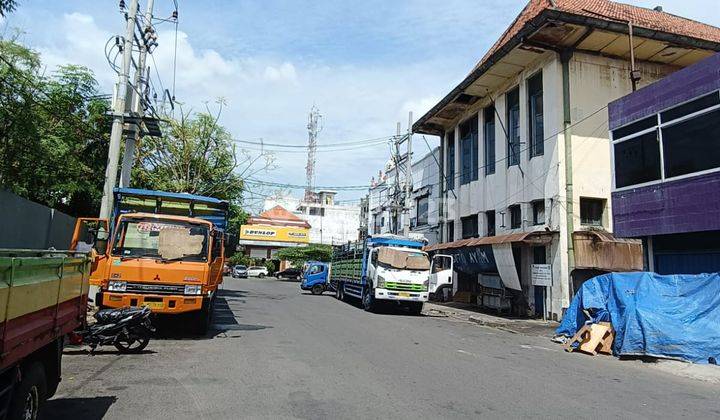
[239,225,310,243]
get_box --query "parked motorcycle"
[70,306,155,354]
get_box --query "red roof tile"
[480,0,720,66]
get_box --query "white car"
[247,266,269,277]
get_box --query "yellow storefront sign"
[239,225,309,243]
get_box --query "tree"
[276,244,333,267]
[0,39,111,216]
[0,0,18,17]
[132,102,275,235]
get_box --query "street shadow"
[43,396,117,420]
[63,348,157,356]
[151,296,271,339]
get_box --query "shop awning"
[424,230,556,252]
[573,230,643,272]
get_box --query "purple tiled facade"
[609,53,720,130]
[612,172,720,238]
[609,53,720,239]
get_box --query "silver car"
[232,265,248,278]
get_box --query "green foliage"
[0,0,18,16]
[227,252,252,267]
[0,39,110,216]
[133,109,243,201]
[276,244,332,267]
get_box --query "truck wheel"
[194,298,213,336]
[311,284,324,295]
[9,362,47,420]
[362,286,376,313]
[408,302,424,316]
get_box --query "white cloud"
[22,12,456,205]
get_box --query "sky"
[2,0,719,210]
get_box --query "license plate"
[398,292,410,298]
[144,301,164,310]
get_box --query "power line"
[245,179,369,191]
[231,135,394,149]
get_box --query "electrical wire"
[232,135,395,149]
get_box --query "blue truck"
[301,235,453,314]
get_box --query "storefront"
[238,205,311,270]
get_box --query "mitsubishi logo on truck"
[153,274,160,281]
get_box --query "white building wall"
[436,50,675,317]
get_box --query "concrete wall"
[0,190,77,249]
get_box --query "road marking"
[520,344,557,352]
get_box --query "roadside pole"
[99,0,140,219]
[403,112,413,237]
[120,0,155,188]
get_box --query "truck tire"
[362,286,377,313]
[8,362,47,420]
[335,283,343,301]
[194,298,213,336]
[311,284,324,295]
[408,302,423,316]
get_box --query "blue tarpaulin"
[556,272,720,364]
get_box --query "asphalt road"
[48,278,720,419]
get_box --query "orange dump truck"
[0,249,90,419]
[77,188,229,334]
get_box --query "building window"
[662,109,720,178]
[509,205,521,229]
[416,196,429,226]
[461,215,478,239]
[447,221,454,242]
[460,116,479,185]
[506,87,520,167]
[373,215,382,233]
[527,72,544,158]
[612,92,720,190]
[580,198,604,226]
[613,130,662,188]
[532,200,545,225]
[484,106,496,175]
[446,131,455,191]
[486,210,495,237]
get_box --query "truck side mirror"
[94,229,109,255]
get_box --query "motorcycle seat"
[94,306,146,323]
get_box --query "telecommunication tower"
[304,106,322,202]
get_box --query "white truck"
[328,235,453,314]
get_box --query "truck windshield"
[111,219,209,262]
[376,248,430,271]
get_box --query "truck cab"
[88,188,229,334]
[300,261,329,294]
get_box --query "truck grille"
[124,283,185,295]
[384,282,426,292]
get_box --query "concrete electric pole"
[403,112,413,237]
[119,0,155,188]
[99,0,140,219]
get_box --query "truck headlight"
[184,285,202,295]
[108,281,127,292]
[377,276,386,288]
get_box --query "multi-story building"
[264,191,361,246]
[610,53,720,275]
[367,147,441,245]
[413,0,720,319]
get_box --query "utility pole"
[100,0,140,219]
[403,112,413,237]
[120,0,155,188]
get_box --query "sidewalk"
[423,301,558,337]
